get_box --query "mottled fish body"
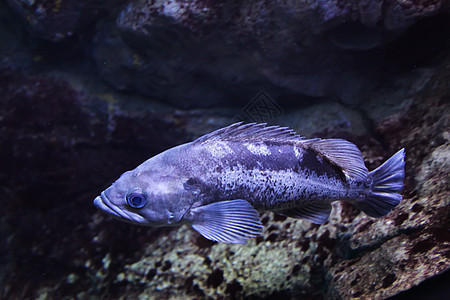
[94,123,405,244]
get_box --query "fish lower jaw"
[94,196,121,219]
[94,193,148,224]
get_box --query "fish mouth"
[93,191,147,224]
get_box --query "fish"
[94,122,405,244]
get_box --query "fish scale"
[94,122,405,244]
[196,140,350,209]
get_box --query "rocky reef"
[1,0,449,299]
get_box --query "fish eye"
[126,191,147,209]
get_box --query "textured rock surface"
[1,0,450,299]
[91,0,450,108]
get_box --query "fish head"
[93,168,192,227]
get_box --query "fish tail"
[357,149,405,217]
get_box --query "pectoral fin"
[276,202,332,224]
[189,200,263,244]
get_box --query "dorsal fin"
[193,122,305,144]
[192,122,368,181]
[303,139,369,181]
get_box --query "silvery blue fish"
[94,123,405,244]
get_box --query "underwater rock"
[1,1,450,299]
[2,52,450,298]
[87,56,449,299]
[317,0,447,30]
[92,0,450,108]
[5,0,124,41]
[0,66,194,298]
[383,0,448,30]
[0,2,36,68]
[275,102,368,139]
[360,69,433,124]
[0,67,186,215]
[93,19,268,109]
[416,143,450,196]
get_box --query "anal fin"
[276,202,332,224]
